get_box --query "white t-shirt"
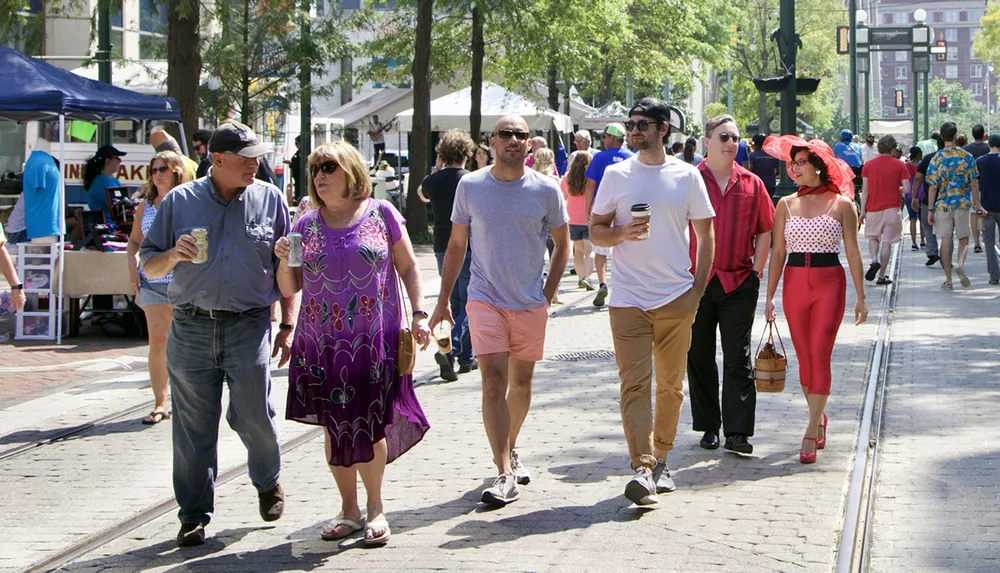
[592,155,715,310]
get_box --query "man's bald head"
[494,114,529,133]
[490,115,531,167]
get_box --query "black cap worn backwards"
[208,120,271,158]
[627,97,685,133]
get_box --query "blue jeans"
[167,306,281,525]
[435,250,474,365]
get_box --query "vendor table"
[60,250,137,337]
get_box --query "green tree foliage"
[1,0,51,55]
[918,77,991,136]
[972,1,1000,70]
[200,0,354,127]
[726,0,847,138]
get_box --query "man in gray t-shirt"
[431,115,570,507]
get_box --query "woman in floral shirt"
[274,141,430,546]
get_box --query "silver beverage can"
[287,233,303,267]
[191,228,209,264]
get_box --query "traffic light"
[939,96,948,112]
[895,89,904,113]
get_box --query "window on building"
[933,11,943,23]
[972,64,983,78]
[896,51,908,62]
[947,47,959,61]
[972,83,983,96]
[946,65,958,79]
[110,1,124,58]
[945,11,958,23]
[883,12,893,24]
[138,0,168,59]
[340,0,361,8]
[971,27,982,43]
[896,66,908,80]
[945,28,958,42]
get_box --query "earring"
[815,170,822,176]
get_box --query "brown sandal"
[141,411,171,425]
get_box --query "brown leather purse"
[396,271,415,376]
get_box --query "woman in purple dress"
[274,141,431,546]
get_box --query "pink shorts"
[466,300,549,362]
[864,208,903,244]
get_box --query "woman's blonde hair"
[532,147,556,176]
[143,151,189,202]
[308,141,372,205]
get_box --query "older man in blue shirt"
[140,121,294,547]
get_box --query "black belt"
[195,307,266,320]
[786,252,840,267]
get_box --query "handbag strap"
[378,199,410,329]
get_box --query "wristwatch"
[412,310,429,319]
[279,322,294,330]
[11,284,23,290]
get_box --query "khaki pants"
[610,288,700,470]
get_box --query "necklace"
[321,200,367,227]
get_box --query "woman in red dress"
[763,136,868,464]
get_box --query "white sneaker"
[481,473,520,506]
[624,467,658,505]
[510,449,531,485]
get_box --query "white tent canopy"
[579,100,629,130]
[395,83,574,134]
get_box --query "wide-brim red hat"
[762,135,856,199]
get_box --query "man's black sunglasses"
[310,162,339,178]
[494,129,530,141]
[624,119,661,132]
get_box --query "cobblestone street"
[0,243,997,572]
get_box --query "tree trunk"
[546,56,559,111]
[758,91,768,135]
[599,44,614,103]
[406,0,432,237]
[240,0,251,124]
[469,2,484,143]
[166,0,201,156]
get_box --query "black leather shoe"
[700,431,720,450]
[177,522,206,546]
[724,435,754,455]
[458,358,479,374]
[259,484,284,522]
[925,255,940,266]
[435,352,458,382]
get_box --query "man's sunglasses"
[494,130,530,141]
[150,166,171,175]
[716,133,739,143]
[310,162,339,178]
[624,119,661,132]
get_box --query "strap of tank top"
[783,199,792,217]
[824,198,838,216]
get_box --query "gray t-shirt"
[452,168,569,310]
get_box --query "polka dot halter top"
[783,199,843,254]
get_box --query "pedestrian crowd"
[2,101,997,550]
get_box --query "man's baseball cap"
[628,97,685,132]
[208,121,271,158]
[603,123,627,138]
[95,145,126,159]
[990,133,1000,148]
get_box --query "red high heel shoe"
[817,414,828,449]
[800,437,818,464]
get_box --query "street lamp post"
[912,9,930,142]
[857,10,870,134]
[850,0,858,133]
[989,63,995,135]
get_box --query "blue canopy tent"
[0,45,183,343]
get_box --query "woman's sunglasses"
[150,166,171,175]
[310,162,339,178]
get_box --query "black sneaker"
[259,484,284,522]
[624,467,658,505]
[458,358,479,374]
[925,255,940,266]
[724,435,754,455]
[920,240,926,247]
[989,278,1000,285]
[652,460,676,493]
[435,352,458,382]
[510,449,531,485]
[569,268,577,275]
[865,262,880,281]
[975,245,983,253]
[911,243,920,251]
[481,473,520,505]
[176,522,206,546]
[699,431,720,450]
[593,283,608,307]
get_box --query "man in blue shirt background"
[584,122,634,307]
[833,129,863,168]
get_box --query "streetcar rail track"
[836,243,901,573]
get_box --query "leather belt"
[194,308,267,320]
[786,252,840,267]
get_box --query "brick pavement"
[33,254,887,573]
[867,245,1000,572]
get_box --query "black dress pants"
[687,274,759,437]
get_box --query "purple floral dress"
[286,199,429,467]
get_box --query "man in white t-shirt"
[590,97,716,506]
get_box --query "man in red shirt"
[687,115,775,455]
[861,134,911,285]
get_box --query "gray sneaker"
[652,460,676,493]
[579,278,596,291]
[481,473,520,506]
[510,449,531,485]
[593,283,609,307]
[624,467,659,505]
